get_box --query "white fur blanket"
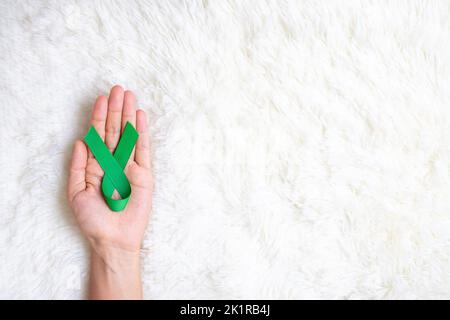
[1,0,449,299]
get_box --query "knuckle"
[105,124,120,136]
[138,139,150,150]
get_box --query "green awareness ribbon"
[83,122,139,212]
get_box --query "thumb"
[67,140,88,203]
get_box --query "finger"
[88,95,108,158]
[105,85,124,152]
[122,90,136,132]
[68,140,88,202]
[135,109,151,169]
[122,90,137,162]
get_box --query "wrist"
[88,240,142,300]
[90,239,141,270]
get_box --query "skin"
[67,85,153,299]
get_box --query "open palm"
[68,86,153,252]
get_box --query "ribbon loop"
[83,122,139,212]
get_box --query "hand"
[67,85,153,299]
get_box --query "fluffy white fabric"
[1,0,450,299]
